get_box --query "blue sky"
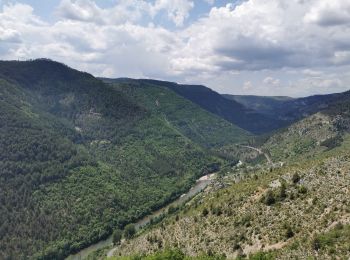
[1,0,350,97]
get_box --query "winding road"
[238,145,273,165]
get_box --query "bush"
[124,224,136,239]
[312,237,321,250]
[112,229,123,245]
[248,251,275,260]
[298,186,307,194]
[292,173,300,184]
[202,208,209,217]
[285,226,294,239]
[279,182,287,200]
[264,190,276,206]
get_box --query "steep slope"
[108,93,350,259]
[261,92,350,163]
[104,78,286,135]
[0,59,221,259]
[106,80,251,148]
[112,144,350,259]
[223,95,294,118]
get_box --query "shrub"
[124,224,136,239]
[279,182,287,200]
[202,208,209,217]
[112,228,123,245]
[285,225,294,239]
[312,237,321,250]
[264,190,276,206]
[298,186,307,194]
[292,173,300,184]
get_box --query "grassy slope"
[0,60,224,259]
[112,136,350,259]
[110,96,350,259]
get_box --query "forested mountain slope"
[0,59,230,259]
[104,78,286,135]
[104,79,251,148]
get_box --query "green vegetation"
[110,248,226,260]
[311,224,350,254]
[112,229,123,245]
[3,59,350,260]
[112,133,350,259]
[124,224,136,239]
[115,79,286,134]
[109,80,251,148]
[0,60,231,259]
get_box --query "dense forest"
[106,78,287,134]
[0,60,228,259]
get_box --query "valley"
[1,59,350,260]
[2,1,350,259]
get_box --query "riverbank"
[66,173,216,260]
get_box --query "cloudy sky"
[1,0,350,97]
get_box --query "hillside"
[104,78,286,135]
[223,95,294,118]
[0,59,230,259]
[104,79,251,148]
[106,93,350,259]
[224,92,349,123]
[112,142,350,259]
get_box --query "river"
[66,173,216,260]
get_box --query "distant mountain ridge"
[224,92,350,123]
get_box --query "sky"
[1,0,350,97]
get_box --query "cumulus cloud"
[151,0,194,27]
[263,77,281,87]
[1,0,350,96]
[56,0,194,27]
[171,0,350,74]
[304,0,350,26]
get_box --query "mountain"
[108,90,350,259]
[224,92,349,123]
[0,59,233,259]
[103,79,251,148]
[4,59,350,260]
[223,95,295,118]
[104,78,287,135]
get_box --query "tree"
[202,207,209,217]
[264,190,275,206]
[279,182,287,200]
[112,229,122,245]
[124,224,136,239]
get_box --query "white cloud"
[1,0,350,96]
[152,0,194,27]
[56,0,150,25]
[263,77,280,87]
[304,0,350,26]
[243,81,253,90]
[56,0,194,27]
